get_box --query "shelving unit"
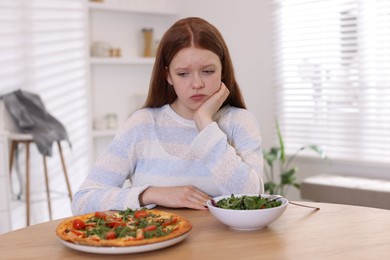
[89,1,178,15]
[87,0,178,161]
[90,57,155,65]
[0,102,12,233]
[0,134,11,234]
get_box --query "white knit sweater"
[72,104,264,215]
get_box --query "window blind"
[272,0,390,165]
[0,0,89,224]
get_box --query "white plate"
[59,233,189,254]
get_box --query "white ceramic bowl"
[206,194,289,231]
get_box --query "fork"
[265,195,320,210]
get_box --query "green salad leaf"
[216,195,282,210]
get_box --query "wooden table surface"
[1,202,390,259]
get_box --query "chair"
[1,99,72,226]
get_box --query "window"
[0,0,89,224]
[272,0,390,166]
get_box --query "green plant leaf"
[280,167,298,185]
[262,120,329,198]
[276,121,285,162]
[285,144,328,170]
[306,144,328,159]
[264,181,277,195]
[263,148,279,166]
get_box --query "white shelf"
[89,2,178,16]
[90,57,155,65]
[92,129,117,138]
[88,0,177,161]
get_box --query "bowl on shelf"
[206,194,289,231]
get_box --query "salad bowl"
[206,194,288,231]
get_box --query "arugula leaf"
[216,195,282,210]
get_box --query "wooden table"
[1,202,390,259]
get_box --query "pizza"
[56,208,192,247]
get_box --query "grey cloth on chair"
[2,89,71,156]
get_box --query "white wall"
[178,0,276,149]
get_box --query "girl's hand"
[194,82,230,131]
[139,185,210,210]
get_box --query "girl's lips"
[191,94,206,101]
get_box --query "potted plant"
[263,122,328,196]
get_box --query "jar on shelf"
[109,48,121,57]
[142,28,154,57]
[105,113,118,129]
[91,41,111,57]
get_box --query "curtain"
[272,0,390,165]
[0,0,89,226]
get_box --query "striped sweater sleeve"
[71,113,150,215]
[190,109,264,195]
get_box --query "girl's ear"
[166,66,173,85]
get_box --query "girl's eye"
[177,72,189,77]
[203,70,215,75]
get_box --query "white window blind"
[0,0,89,224]
[272,0,390,166]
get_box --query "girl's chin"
[188,103,203,111]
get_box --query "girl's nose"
[191,74,205,89]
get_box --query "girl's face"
[167,47,222,119]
